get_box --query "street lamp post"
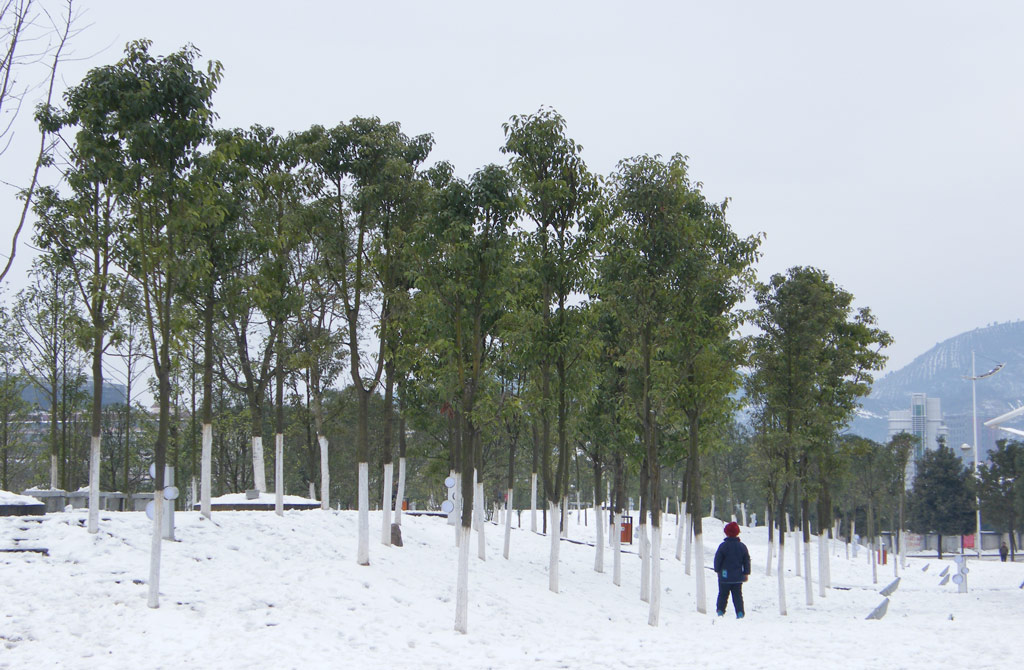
[963,351,1005,559]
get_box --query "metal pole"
[972,351,981,559]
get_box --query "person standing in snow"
[1000,542,1009,562]
[714,521,751,618]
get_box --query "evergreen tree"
[977,439,1024,560]
[907,443,975,558]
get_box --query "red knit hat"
[724,522,740,537]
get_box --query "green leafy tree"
[978,439,1024,560]
[410,163,518,633]
[75,39,221,608]
[34,61,140,530]
[907,443,975,558]
[502,108,599,594]
[15,255,85,489]
[888,431,916,561]
[216,126,304,499]
[298,117,432,566]
[748,266,889,612]
[0,301,33,490]
[843,435,892,582]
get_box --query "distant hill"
[850,321,1024,445]
[20,380,128,410]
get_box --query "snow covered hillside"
[2,509,1021,669]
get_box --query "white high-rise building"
[887,393,948,484]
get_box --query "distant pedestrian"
[1000,542,1009,562]
[714,521,751,618]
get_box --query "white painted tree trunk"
[639,520,650,603]
[594,499,604,573]
[357,462,369,565]
[453,474,461,547]
[275,433,284,517]
[818,530,827,597]
[309,481,315,499]
[548,500,560,593]
[201,423,212,518]
[448,469,458,528]
[793,519,802,577]
[503,488,513,560]
[803,530,813,606]
[899,528,907,570]
[454,525,471,634]
[561,496,569,539]
[49,454,58,490]
[476,480,486,561]
[530,473,538,532]
[893,531,900,578]
[147,489,163,609]
[395,457,407,524]
[472,474,481,534]
[675,502,686,560]
[741,502,747,527]
[826,523,834,589]
[612,510,622,586]
[648,524,662,626]
[87,435,101,534]
[684,512,693,575]
[318,434,329,511]
[850,519,857,558]
[693,531,707,613]
[381,462,393,546]
[710,496,715,519]
[871,536,878,584]
[251,436,267,492]
[765,527,774,577]
[777,535,788,615]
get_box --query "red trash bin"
[620,515,633,544]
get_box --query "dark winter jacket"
[714,537,751,584]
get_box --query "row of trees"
[3,39,909,630]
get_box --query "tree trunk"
[687,414,706,613]
[639,457,650,603]
[777,486,790,615]
[801,495,813,606]
[503,488,514,560]
[548,499,561,593]
[380,365,395,546]
[274,362,284,517]
[357,387,370,565]
[87,329,103,534]
[454,409,475,632]
[593,457,604,573]
[530,419,539,533]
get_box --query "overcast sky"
[3,1,1021,376]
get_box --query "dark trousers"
[716,581,744,615]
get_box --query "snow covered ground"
[1,505,1021,669]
